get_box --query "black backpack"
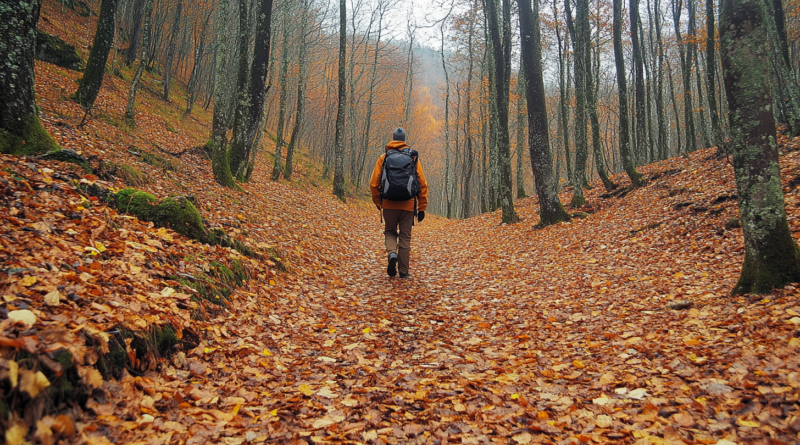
[380,148,421,201]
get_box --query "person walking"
[370,127,429,278]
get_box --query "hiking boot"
[387,253,398,277]
[399,272,409,279]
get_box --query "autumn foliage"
[1,0,800,444]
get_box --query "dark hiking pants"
[383,209,413,274]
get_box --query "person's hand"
[418,211,425,222]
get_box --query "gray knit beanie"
[392,127,406,141]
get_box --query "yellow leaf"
[44,290,61,306]
[261,349,273,356]
[737,419,760,428]
[9,361,18,388]
[362,327,371,334]
[511,393,520,399]
[5,423,26,445]
[94,241,106,252]
[572,360,586,368]
[19,276,37,286]
[786,309,799,316]
[269,280,276,286]
[299,384,316,396]
[232,404,242,415]
[269,409,278,416]
[328,327,336,333]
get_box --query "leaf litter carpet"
[3,146,800,445]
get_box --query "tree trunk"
[441,23,453,218]
[484,0,518,222]
[518,0,570,227]
[706,0,724,150]
[565,0,588,208]
[516,65,527,200]
[762,0,800,136]
[125,0,145,65]
[73,0,120,108]
[229,0,275,181]
[720,0,800,294]
[554,0,572,182]
[0,0,59,155]
[654,0,669,160]
[211,0,238,189]
[673,0,697,153]
[631,0,648,162]
[462,2,477,219]
[186,11,211,115]
[667,54,682,157]
[271,3,291,181]
[586,35,617,191]
[284,0,310,180]
[125,0,153,123]
[614,0,643,186]
[162,0,183,102]
[689,0,711,149]
[332,0,347,200]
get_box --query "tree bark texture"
[614,0,643,186]
[0,0,59,155]
[229,0,274,181]
[74,0,120,109]
[631,0,648,162]
[518,0,571,227]
[565,0,588,208]
[719,0,800,294]
[706,0,724,149]
[484,0,518,223]
[673,0,697,153]
[272,3,291,181]
[284,0,310,180]
[333,0,347,200]
[162,0,183,102]
[211,0,239,189]
[125,0,153,123]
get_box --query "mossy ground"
[114,188,207,242]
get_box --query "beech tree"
[125,0,154,123]
[0,0,60,155]
[73,0,120,109]
[719,0,800,293]
[484,0,518,223]
[518,0,570,227]
[614,0,643,186]
[228,0,275,181]
[333,0,347,200]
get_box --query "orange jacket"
[370,141,428,212]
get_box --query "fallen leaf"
[19,276,37,286]
[44,290,61,306]
[8,310,37,328]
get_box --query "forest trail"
[1,4,799,440]
[30,147,793,444]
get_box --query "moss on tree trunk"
[720,0,800,294]
[0,0,60,156]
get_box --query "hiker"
[370,127,429,278]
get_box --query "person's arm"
[416,160,428,212]
[369,154,385,208]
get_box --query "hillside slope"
[2,2,800,444]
